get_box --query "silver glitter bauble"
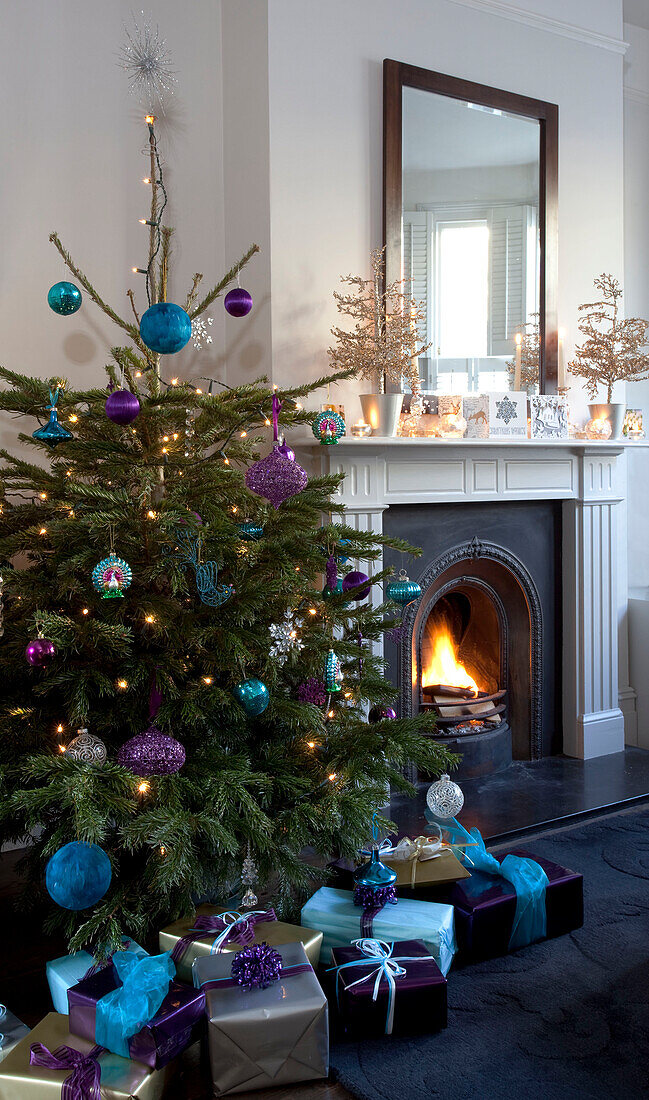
[426,773,464,819]
[65,729,107,765]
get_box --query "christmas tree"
[0,36,454,956]
[568,273,649,402]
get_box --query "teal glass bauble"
[139,302,192,355]
[48,281,82,315]
[237,522,264,541]
[323,579,344,599]
[45,841,112,910]
[233,677,270,716]
[353,847,397,890]
[386,569,422,608]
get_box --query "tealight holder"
[351,420,372,438]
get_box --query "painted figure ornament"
[312,409,345,446]
[92,552,133,599]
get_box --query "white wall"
[0,0,226,452]
[251,0,626,424]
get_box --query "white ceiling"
[403,86,539,173]
[624,0,649,31]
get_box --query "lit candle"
[514,333,522,391]
[351,420,372,438]
[558,327,566,390]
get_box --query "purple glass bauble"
[277,438,295,462]
[245,444,308,509]
[368,705,397,723]
[105,388,141,425]
[25,637,56,667]
[342,571,371,600]
[224,287,253,317]
[117,725,186,777]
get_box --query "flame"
[422,625,480,693]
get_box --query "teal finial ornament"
[324,648,343,692]
[32,388,74,448]
[386,568,422,608]
[353,812,397,891]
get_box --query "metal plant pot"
[359,393,404,437]
[588,402,626,440]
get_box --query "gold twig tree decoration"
[506,313,540,392]
[568,274,649,402]
[328,247,431,394]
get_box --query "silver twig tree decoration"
[568,274,649,402]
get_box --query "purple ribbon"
[199,962,312,992]
[272,394,281,442]
[353,886,398,937]
[29,1042,104,1100]
[169,908,277,965]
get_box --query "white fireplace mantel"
[298,437,646,761]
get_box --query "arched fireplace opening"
[398,537,543,777]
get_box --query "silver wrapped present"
[193,941,329,1096]
[0,1007,29,1063]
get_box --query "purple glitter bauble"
[105,388,141,425]
[224,287,253,317]
[230,941,282,989]
[25,637,56,667]
[297,678,327,706]
[342,571,371,600]
[245,445,308,509]
[117,725,186,777]
[368,705,397,723]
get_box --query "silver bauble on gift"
[64,729,107,765]
[426,773,464,819]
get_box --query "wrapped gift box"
[0,1012,174,1100]
[46,937,147,1014]
[429,848,583,963]
[330,938,447,1038]
[67,956,205,1069]
[194,941,328,1096]
[301,887,456,974]
[0,1008,29,1063]
[159,903,323,983]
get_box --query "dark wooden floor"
[0,848,352,1099]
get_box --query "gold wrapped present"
[382,836,471,889]
[0,1013,173,1100]
[159,904,323,983]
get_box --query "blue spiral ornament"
[92,551,133,599]
[325,648,343,693]
[312,410,345,445]
[386,569,422,608]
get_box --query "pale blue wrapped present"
[300,887,456,975]
[46,937,147,1014]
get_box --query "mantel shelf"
[297,437,649,450]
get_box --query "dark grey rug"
[330,806,649,1100]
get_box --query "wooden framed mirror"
[383,60,558,395]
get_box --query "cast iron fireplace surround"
[383,500,562,761]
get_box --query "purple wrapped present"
[329,938,447,1038]
[431,849,583,964]
[67,951,205,1069]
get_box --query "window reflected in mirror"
[402,86,540,395]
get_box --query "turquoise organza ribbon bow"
[95,950,175,1057]
[430,816,549,951]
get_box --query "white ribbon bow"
[344,939,407,1035]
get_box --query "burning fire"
[422,625,480,694]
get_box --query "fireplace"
[383,501,563,777]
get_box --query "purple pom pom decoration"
[297,678,327,706]
[353,884,397,909]
[230,941,282,990]
[342,571,371,600]
[325,554,338,592]
[105,388,141,425]
[25,637,56,667]
[224,287,253,317]
[117,725,186,777]
[245,445,308,509]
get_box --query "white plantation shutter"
[488,204,537,355]
[403,210,431,346]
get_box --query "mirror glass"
[402,86,540,394]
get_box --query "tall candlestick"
[514,333,522,391]
[558,327,566,390]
